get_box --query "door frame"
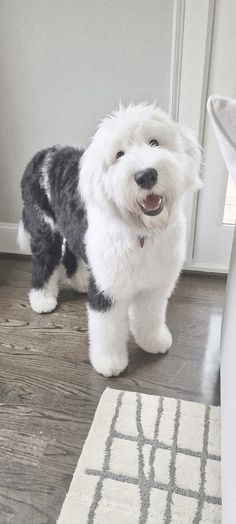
[169,0,220,272]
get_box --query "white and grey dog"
[18,103,201,377]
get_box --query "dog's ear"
[79,141,105,205]
[178,124,203,192]
[79,146,94,203]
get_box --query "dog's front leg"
[129,289,172,354]
[87,299,129,377]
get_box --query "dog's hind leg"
[62,243,89,293]
[70,260,89,293]
[29,228,62,313]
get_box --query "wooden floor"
[0,255,225,524]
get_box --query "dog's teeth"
[140,194,164,216]
[142,194,163,210]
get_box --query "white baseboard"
[0,222,30,255]
[184,260,228,275]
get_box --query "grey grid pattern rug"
[58,388,221,523]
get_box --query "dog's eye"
[149,139,159,147]
[116,150,125,160]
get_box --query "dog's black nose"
[134,168,158,189]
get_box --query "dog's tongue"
[142,194,162,210]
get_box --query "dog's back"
[18,145,88,313]
[20,146,84,233]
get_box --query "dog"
[18,103,201,377]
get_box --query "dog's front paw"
[90,353,128,377]
[155,324,172,354]
[138,324,172,354]
[29,289,57,313]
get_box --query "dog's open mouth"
[139,194,164,216]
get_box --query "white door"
[192,0,236,272]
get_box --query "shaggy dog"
[18,103,201,377]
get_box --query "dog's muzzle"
[134,168,158,190]
[134,168,164,216]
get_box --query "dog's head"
[79,103,202,229]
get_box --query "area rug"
[58,388,221,523]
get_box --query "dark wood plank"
[0,255,225,523]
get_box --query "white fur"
[129,289,173,354]
[33,204,56,230]
[17,211,56,255]
[17,220,30,251]
[18,212,56,258]
[17,219,31,252]
[88,304,129,377]
[79,103,201,376]
[29,267,60,313]
[69,260,89,293]
[39,151,54,201]
[43,213,56,230]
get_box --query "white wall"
[0,0,173,232]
